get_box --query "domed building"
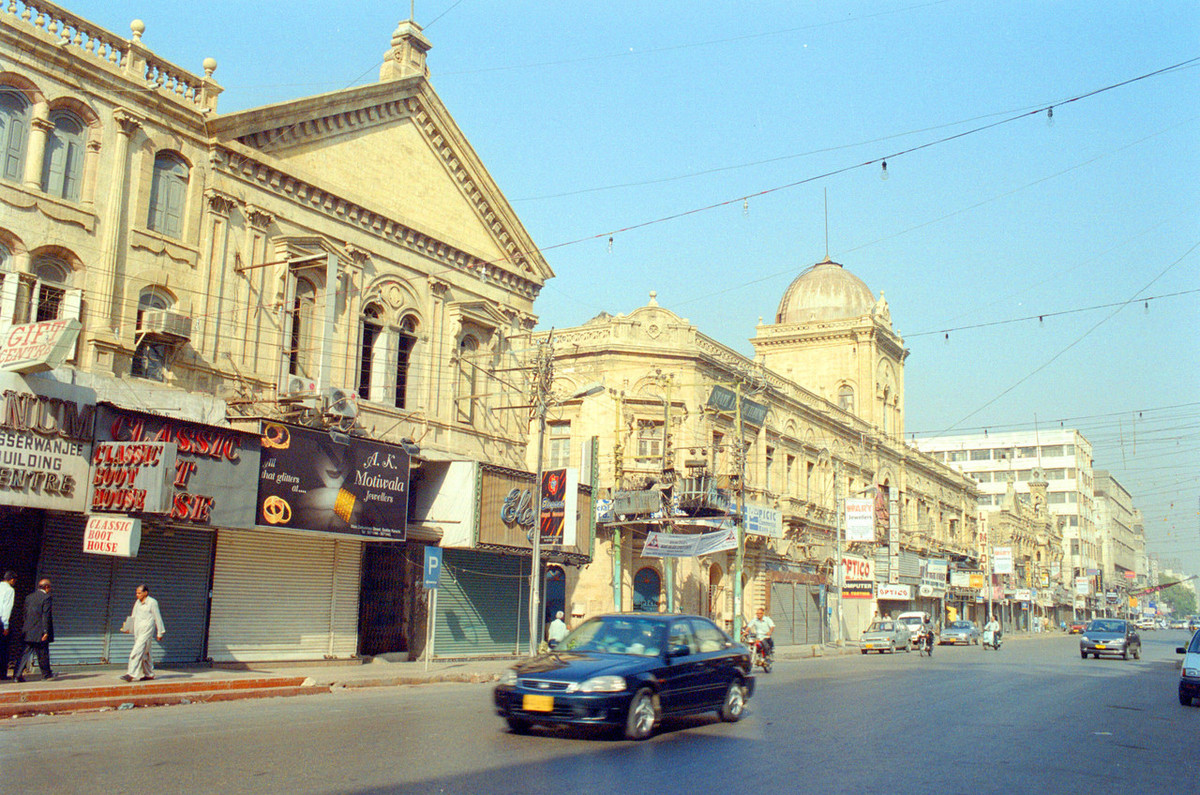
[752,257,907,440]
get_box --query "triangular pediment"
[208,80,551,283]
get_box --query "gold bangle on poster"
[334,488,355,523]
[262,495,292,524]
[262,423,291,449]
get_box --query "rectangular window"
[993,448,1011,460]
[1041,444,1064,457]
[712,431,724,474]
[1016,469,1033,481]
[995,471,1015,483]
[1048,492,1067,504]
[977,495,992,507]
[805,460,814,500]
[547,421,571,469]
[948,450,968,462]
[637,421,662,459]
[972,472,991,483]
[1017,446,1037,458]
[970,449,991,461]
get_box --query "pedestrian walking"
[14,578,54,682]
[1,571,15,680]
[546,610,568,647]
[121,584,165,681]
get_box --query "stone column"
[23,115,53,191]
[80,138,102,209]
[103,109,142,332]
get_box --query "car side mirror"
[667,644,691,658]
[1178,647,1187,654]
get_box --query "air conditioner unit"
[324,387,359,419]
[279,375,319,405]
[138,310,192,342]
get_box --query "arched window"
[358,304,384,400]
[881,387,890,435]
[147,152,188,238]
[1,89,31,184]
[456,335,478,423]
[23,255,68,323]
[288,277,316,378]
[837,384,855,414]
[41,110,85,201]
[633,567,661,612]
[131,287,172,381]
[395,315,417,409]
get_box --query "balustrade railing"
[3,1,220,110]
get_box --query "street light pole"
[834,458,843,646]
[732,381,746,640]
[528,337,552,657]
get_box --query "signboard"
[611,488,661,516]
[950,570,982,588]
[82,515,141,558]
[90,442,177,515]
[970,573,985,589]
[1106,591,1119,604]
[97,407,260,527]
[844,498,875,542]
[258,422,409,539]
[0,374,94,512]
[843,582,874,599]
[878,583,912,600]
[1123,570,1135,580]
[423,546,443,589]
[1050,562,1061,577]
[706,385,768,426]
[744,503,783,538]
[642,528,738,558]
[539,468,579,546]
[0,318,81,374]
[1075,576,1091,595]
[888,497,900,583]
[925,559,949,580]
[842,555,875,583]
[993,547,1014,575]
[1014,588,1032,601]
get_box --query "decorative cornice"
[237,99,411,153]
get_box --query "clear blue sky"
[63,1,1200,577]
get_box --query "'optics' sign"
[0,319,81,373]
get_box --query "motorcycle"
[740,627,774,673]
[918,628,935,658]
[983,628,1003,650]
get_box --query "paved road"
[3,632,1196,794]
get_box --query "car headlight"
[499,669,518,686]
[571,675,627,693]
[1080,636,1090,643]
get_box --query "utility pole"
[611,389,624,612]
[660,371,675,612]
[527,334,553,656]
[732,380,747,639]
[834,457,844,646]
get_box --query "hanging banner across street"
[642,527,738,558]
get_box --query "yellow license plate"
[523,694,554,712]
[864,644,874,649]
[1095,644,1106,650]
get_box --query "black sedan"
[494,613,755,740]
[1079,618,1141,660]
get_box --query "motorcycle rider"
[984,616,1001,648]
[921,616,935,655]
[747,607,775,658]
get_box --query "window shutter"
[42,131,67,196]
[3,115,25,182]
[62,288,83,360]
[163,173,185,238]
[0,272,18,323]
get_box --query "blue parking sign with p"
[423,546,443,589]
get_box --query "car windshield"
[1087,620,1125,634]
[950,621,973,629]
[898,616,924,626]
[869,621,895,632]
[558,616,665,657]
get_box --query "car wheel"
[861,649,867,655]
[624,687,658,741]
[888,641,895,654]
[505,716,531,735]
[719,679,746,722]
[905,640,911,653]
[1080,651,1087,659]
[1179,689,1192,707]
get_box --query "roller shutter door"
[769,581,825,646]
[433,549,528,658]
[208,529,361,662]
[36,515,213,665]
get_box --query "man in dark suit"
[15,578,54,682]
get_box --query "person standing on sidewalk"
[14,578,53,682]
[0,571,15,680]
[121,584,165,682]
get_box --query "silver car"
[1080,618,1141,660]
[860,620,912,654]
[939,620,981,646]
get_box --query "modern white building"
[914,430,1095,590]
[1093,470,1143,595]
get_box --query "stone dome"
[775,258,876,324]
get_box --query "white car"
[896,611,933,645]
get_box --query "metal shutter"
[208,529,361,662]
[770,581,796,646]
[37,514,111,664]
[434,549,529,658]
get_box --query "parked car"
[1178,630,1200,706]
[493,613,754,740]
[1080,618,1141,660]
[1170,619,1187,630]
[860,619,912,654]
[1067,620,1086,634]
[939,620,981,645]
[1136,617,1156,631]
[896,611,932,645]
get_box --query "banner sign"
[970,573,985,589]
[744,503,783,538]
[706,385,768,426]
[90,442,176,515]
[842,555,875,583]
[0,375,95,512]
[539,468,578,546]
[83,514,141,557]
[843,582,874,599]
[877,583,912,600]
[1014,588,1032,601]
[1123,570,1135,580]
[1075,576,1091,595]
[258,422,409,539]
[844,498,875,542]
[642,528,738,558]
[993,547,1014,575]
[0,319,81,374]
[96,407,259,527]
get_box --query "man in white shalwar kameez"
[121,584,165,681]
